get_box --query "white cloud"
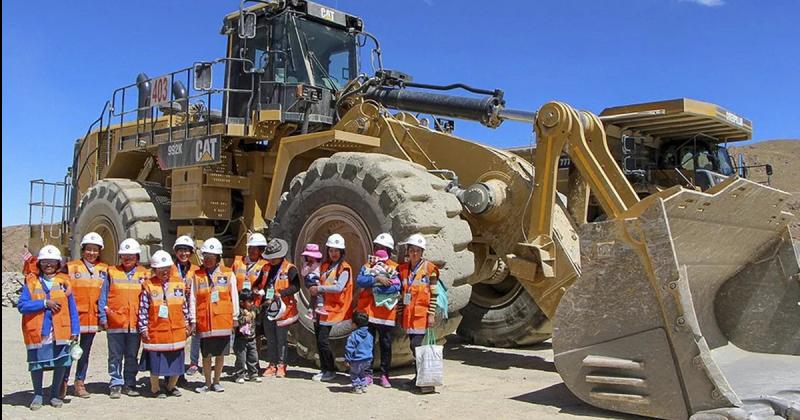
[681,0,725,6]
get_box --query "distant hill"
[729,140,800,213]
[2,225,28,272]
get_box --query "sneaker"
[361,385,368,393]
[109,385,122,399]
[263,364,277,377]
[312,371,325,382]
[380,375,391,388]
[166,387,182,397]
[122,386,140,397]
[235,376,246,384]
[247,374,262,383]
[50,397,64,408]
[186,364,199,375]
[419,386,435,394]
[276,364,287,378]
[320,371,337,382]
[195,385,210,394]
[364,376,373,386]
[29,395,42,411]
[156,391,167,399]
[212,383,225,393]
[353,386,363,394]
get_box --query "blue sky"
[3,0,799,226]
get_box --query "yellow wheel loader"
[27,1,798,418]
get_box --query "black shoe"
[109,385,122,399]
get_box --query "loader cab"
[658,138,735,189]
[222,2,361,131]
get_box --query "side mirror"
[193,63,213,91]
[737,153,746,178]
[765,163,774,177]
[621,135,636,154]
[239,12,256,39]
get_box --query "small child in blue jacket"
[345,312,373,394]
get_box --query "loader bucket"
[552,177,800,419]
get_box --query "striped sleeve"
[427,266,440,316]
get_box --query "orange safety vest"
[22,273,73,350]
[318,260,353,326]
[193,265,235,338]
[142,278,187,351]
[67,259,108,333]
[170,263,199,289]
[399,260,439,334]
[106,264,149,333]
[357,259,399,326]
[232,256,268,293]
[265,259,299,327]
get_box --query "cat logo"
[195,137,218,162]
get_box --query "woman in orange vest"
[64,232,109,398]
[355,233,400,388]
[232,233,269,293]
[398,233,440,393]
[137,250,190,398]
[257,238,300,377]
[18,245,79,410]
[190,237,239,393]
[98,238,149,398]
[171,235,202,375]
[308,233,353,382]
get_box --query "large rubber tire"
[458,283,552,347]
[72,179,174,263]
[270,152,474,368]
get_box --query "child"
[345,312,373,394]
[368,250,401,309]
[234,289,262,384]
[300,243,326,319]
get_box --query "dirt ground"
[0,308,636,420]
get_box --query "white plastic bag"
[415,329,443,387]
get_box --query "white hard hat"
[118,238,142,255]
[373,233,395,249]
[325,233,346,250]
[150,250,173,268]
[403,233,427,250]
[246,233,268,247]
[173,235,195,250]
[200,238,223,255]
[266,298,287,321]
[38,245,62,261]
[80,232,104,249]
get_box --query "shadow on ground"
[513,383,645,419]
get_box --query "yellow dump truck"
[27,1,798,418]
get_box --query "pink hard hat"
[301,243,323,259]
[374,249,389,261]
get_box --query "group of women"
[18,229,441,409]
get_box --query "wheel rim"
[469,274,524,309]
[86,216,119,266]
[293,204,372,336]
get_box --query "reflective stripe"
[26,343,43,350]
[197,329,232,338]
[406,328,426,335]
[106,328,133,334]
[368,317,395,327]
[80,325,99,333]
[276,314,299,327]
[142,340,186,351]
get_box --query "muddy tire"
[72,179,174,263]
[271,152,473,368]
[458,283,551,347]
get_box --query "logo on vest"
[74,273,82,279]
[217,278,228,285]
[174,289,184,297]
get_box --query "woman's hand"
[140,329,149,342]
[70,334,79,342]
[45,299,61,313]
[309,286,318,296]
[427,314,435,326]
[376,275,392,287]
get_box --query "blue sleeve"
[17,283,45,314]
[344,335,355,362]
[68,293,80,335]
[98,276,109,324]
[356,266,375,289]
